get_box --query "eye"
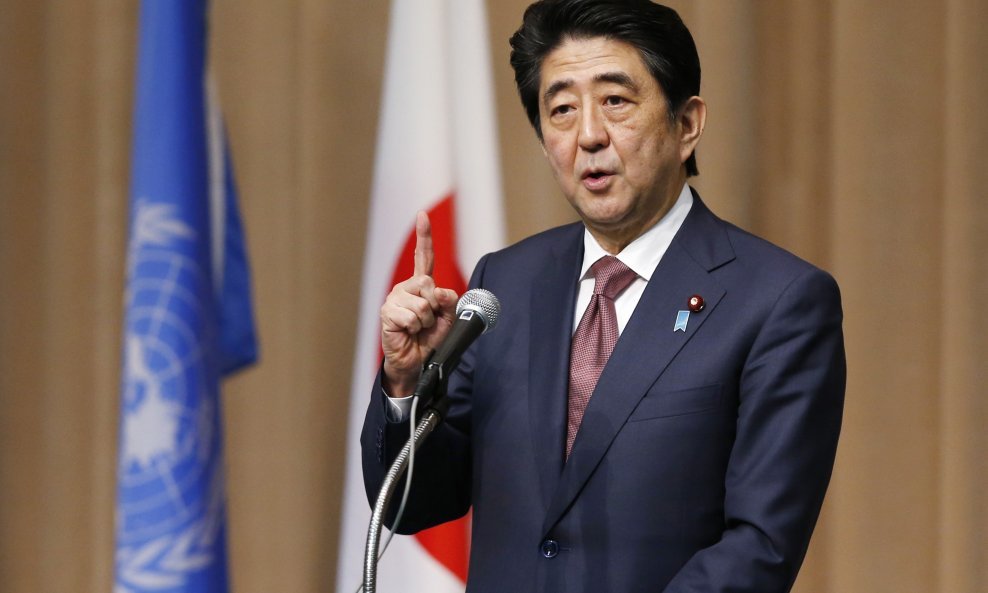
[551,104,573,116]
[604,95,626,106]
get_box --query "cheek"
[621,129,674,171]
[543,138,575,175]
[612,130,653,173]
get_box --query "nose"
[578,106,608,152]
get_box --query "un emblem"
[115,201,226,592]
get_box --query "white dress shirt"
[573,183,693,334]
[386,184,694,421]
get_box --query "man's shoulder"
[695,196,831,269]
[488,220,584,263]
[725,220,819,270]
[683,196,840,298]
[723,230,842,323]
[468,221,583,291]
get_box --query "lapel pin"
[688,294,705,312]
[674,310,690,332]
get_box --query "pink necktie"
[566,255,638,457]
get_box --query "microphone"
[413,288,501,402]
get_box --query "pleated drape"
[1,1,984,591]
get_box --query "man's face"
[538,36,691,252]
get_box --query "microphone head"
[456,288,501,334]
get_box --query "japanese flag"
[335,0,506,591]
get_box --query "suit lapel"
[528,224,584,510]
[541,195,735,535]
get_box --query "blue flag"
[114,1,258,592]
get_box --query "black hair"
[509,0,701,176]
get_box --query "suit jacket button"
[540,539,559,558]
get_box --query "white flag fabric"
[335,0,506,591]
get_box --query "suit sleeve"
[359,254,491,534]
[662,267,846,592]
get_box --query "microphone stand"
[363,388,451,593]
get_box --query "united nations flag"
[114,2,258,592]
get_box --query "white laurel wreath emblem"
[115,478,223,591]
[116,199,225,592]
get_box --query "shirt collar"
[579,183,694,282]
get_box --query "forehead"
[539,36,652,94]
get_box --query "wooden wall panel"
[0,1,985,592]
[829,1,945,591]
[939,0,988,591]
[0,3,47,589]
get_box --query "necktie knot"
[590,256,637,300]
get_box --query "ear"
[677,96,706,163]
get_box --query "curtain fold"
[0,1,984,591]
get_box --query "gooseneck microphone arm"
[363,401,448,593]
[363,289,500,593]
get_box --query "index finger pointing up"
[413,210,434,277]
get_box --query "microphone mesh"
[456,288,501,333]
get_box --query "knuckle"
[410,298,432,316]
[415,275,436,292]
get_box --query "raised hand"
[380,211,460,396]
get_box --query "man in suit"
[362,1,845,591]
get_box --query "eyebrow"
[542,71,641,105]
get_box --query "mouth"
[581,169,615,191]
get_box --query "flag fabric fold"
[114,2,258,592]
[335,0,506,591]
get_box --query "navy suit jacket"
[362,193,845,592]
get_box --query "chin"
[578,202,632,226]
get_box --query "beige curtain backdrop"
[1,0,985,592]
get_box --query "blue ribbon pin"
[674,310,690,332]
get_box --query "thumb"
[436,288,460,320]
